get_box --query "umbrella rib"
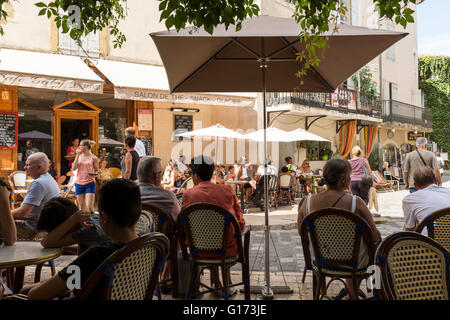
[230,38,261,59]
[267,39,299,59]
[171,39,234,93]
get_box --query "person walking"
[349,146,372,204]
[72,139,99,211]
[122,136,139,182]
[403,137,442,193]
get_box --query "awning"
[0,48,103,93]
[89,58,256,107]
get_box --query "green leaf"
[405,14,414,23]
[35,2,47,8]
[165,15,174,29]
[403,8,415,16]
[159,0,168,11]
[38,8,46,16]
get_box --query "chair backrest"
[415,208,450,251]
[268,175,278,190]
[9,171,27,189]
[63,172,77,198]
[279,174,292,188]
[176,193,183,208]
[135,210,153,235]
[75,233,169,300]
[141,202,175,235]
[108,167,122,178]
[375,231,450,300]
[373,171,387,184]
[299,207,375,274]
[177,202,244,262]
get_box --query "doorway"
[60,119,91,175]
[52,98,101,173]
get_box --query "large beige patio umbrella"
[151,15,407,299]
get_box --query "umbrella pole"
[261,56,273,299]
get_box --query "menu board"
[173,115,193,141]
[139,137,152,156]
[0,112,18,149]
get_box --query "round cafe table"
[0,242,62,293]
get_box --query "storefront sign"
[408,131,424,141]
[0,112,18,149]
[114,88,255,108]
[0,72,103,94]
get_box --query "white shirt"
[257,165,277,176]
[402,184,450,234]
[134,139,146,157]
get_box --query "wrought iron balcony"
[382,100,433,128]
[266,87,382,118]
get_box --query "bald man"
[402,166,450,234]
[12,152,60,238]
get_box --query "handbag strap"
[416,150,430,167]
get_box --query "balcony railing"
[382,100,432,128]
[266,87,382,118]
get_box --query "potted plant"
[320,146,333,161]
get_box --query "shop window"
[300,141,333,161]
[385,19,396,61]
[57,9,100,59]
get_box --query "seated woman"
[0,178,15,299]
[224,166,237,181]
[213,165,226,184]
[27,179,142,300]
[297,159,313,193]
[37,197,111,256]
[0,177,16,246]
[97,159,113,187]
[48,159,66,187]
[297,158,381,300]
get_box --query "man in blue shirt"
[12,152,60,239]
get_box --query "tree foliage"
[0,0,418,74]
[419,56,450,152]
[351,66,378,101]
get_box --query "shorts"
[75,182,96,195]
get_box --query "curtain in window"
[364,125,379,158]
[338,120,357,159]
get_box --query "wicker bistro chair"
[74,233,169,300]
[277,174,294,206]
[176,193,183,208]
[299,208,376,300]
[141,202,178,298]
[415,208,450,251]
[375,231,450,300]
[177,203,251,300]
[136,210,153,236]
[9,171,28,208]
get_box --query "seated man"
[250,158,278,209]
[27,178,142,300]
[138,156,180,222]
[181,155,245,296]
[12,152,60,239]
[37,197,111,255]
[402,166,450,234]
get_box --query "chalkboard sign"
[173,115,193,141]
[139,137,152,156]
[0,112,18,149]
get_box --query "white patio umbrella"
[175,124,245,162]
[244,127,293,142]
[287,129,330,142]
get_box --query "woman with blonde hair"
[349,146,372,204]
[72,139,99,211]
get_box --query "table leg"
[13,267,25,294]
